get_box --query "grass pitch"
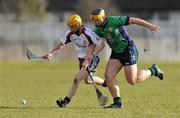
[0,61,180,118]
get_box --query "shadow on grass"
[0,106,100,110]
[68,106,99,110]
[0,106,58,110]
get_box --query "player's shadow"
[0,106,58,109]
[0,106,100,110]
[69,106,98,109]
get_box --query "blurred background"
[0,0,180,61]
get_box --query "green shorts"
[110,45,138,66]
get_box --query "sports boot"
[56,98,67,108]
[151,64,164,80]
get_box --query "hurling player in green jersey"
[89,8,164,108]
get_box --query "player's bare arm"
[94,40,105,55]
[129,17,160,32]
[43,42,65,60]
[82,43,96,68]
[83,40,105,69]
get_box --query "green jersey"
[95,16,130,53]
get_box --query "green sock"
[148,68,156,76]
[113,97,122,105]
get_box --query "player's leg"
[67,68,88,98]
[124,64,151,84]
[92,76,107,87]
[84,75,107,87]
[124,45,163,84]
[83,56,107,87]
[124,64,164,85]
[103,59,123,108]
[56,68,88,108]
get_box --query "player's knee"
[73,77,80,85]
[127,80,136,85]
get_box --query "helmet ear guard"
[90,8,105,21]
[67,15,82,27]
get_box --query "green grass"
[0,61,180,118]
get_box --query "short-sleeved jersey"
[95,16,132,53]
[60,26,102,58]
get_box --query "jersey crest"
[108,27,113,32]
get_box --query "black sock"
[63,96,71,104]
[102,81,107,87]
[113,97,122,105]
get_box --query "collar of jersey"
[71,25,85,36]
